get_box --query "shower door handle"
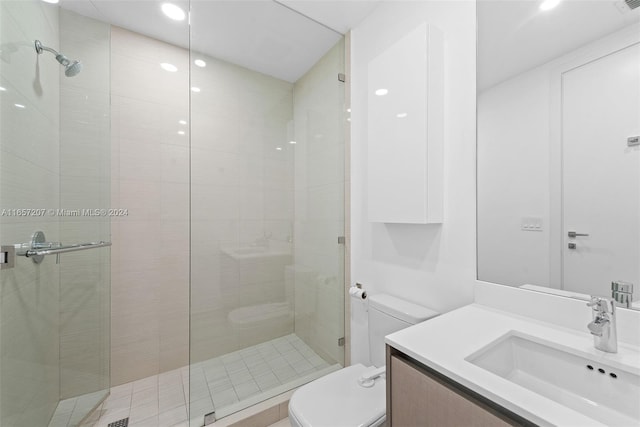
[10,231,111,265]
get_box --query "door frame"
[548,24,640,289]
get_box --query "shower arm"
[33,40,82,77]
[34,39,74,67]
[34,40,60,57]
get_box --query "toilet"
[288,293,439,427]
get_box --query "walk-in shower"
[0,1,346,426]
[34,40,82,77]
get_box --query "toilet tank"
[368,294,439,367]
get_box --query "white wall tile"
[110,27,190,386]
[0,2,62,425]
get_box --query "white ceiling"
[478,0,640,91]
[59,0,380,82]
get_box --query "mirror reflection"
[477,0,640,309]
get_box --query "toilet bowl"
[289,364,386,427]
[288,294,439,426]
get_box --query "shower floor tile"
[191,333,333,421]
[49,334,335,427]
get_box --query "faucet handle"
[587,296,602,309]
[587,296,616,314]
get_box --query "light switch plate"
[521,217,543,232]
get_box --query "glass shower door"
[0,3,111,426]
[188,2,346,424]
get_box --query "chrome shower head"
[54,53,83,77]
[35,40,82,77]
[64,60,82,77]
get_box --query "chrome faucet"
[587,296,617,353]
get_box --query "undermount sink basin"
[466,332,640,426]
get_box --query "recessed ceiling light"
[14,103,25,109]
[161,3,186,21]
[194,59,206,68]
[396,113,408,118]
[179,120,187,125]
[289,140,296,145]
[375,88,388,96]
[160,62,178,72]
[178,130,185,135]
[191,87,201,93]
[539,0,561,11]
[42,0,59,3]
[276,147,283,151]
[0,86,6,91]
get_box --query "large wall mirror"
[477,0,640,310]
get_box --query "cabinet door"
[390,356,514,427]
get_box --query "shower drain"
[107,418,129,427]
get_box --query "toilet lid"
[289,364,386,427]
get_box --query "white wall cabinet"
[367,22,444,224]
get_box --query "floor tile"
[48,334,333,427]
[129,401,159,424]
[132,387,159,408]
[255,372,280,391]
[159,405,187,427]
[234,380,260,400]
[130,415,159,427]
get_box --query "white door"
[562,42,640,299]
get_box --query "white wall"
[350,1,477,365]
[477,65,551,288]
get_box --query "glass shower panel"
[0,3,111,426]
[189,2,345,424]
[188,39,297,425]
[292,39,346,371]
[56,9,111,425]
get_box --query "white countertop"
[385,303,640,427]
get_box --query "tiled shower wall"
[110,26,297,384]
[189,49,295,364]
[59,9,111,400]
[110,26,190,385]
[0,2,61,425]
[0,4,111,423]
